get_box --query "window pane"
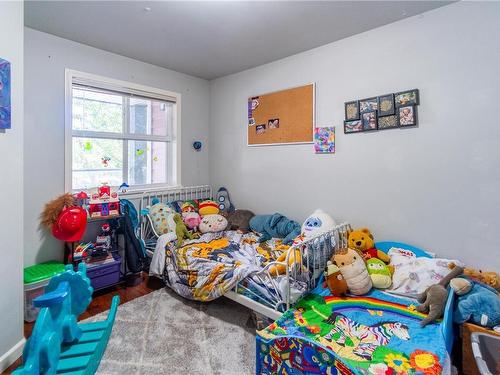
[72,137,123,189]
[128,140,167,186]
[72,88,123,133]
[129,98,172,137]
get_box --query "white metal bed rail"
[230,222,351,316]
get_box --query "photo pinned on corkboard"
[268,118,280,129]
[247,83,315,146]
[314,127,335,154]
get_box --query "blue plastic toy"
[13,263,119,375]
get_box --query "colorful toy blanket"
[164,231,291,301]
[257,287,448,375]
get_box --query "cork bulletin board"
[247,83,315,146]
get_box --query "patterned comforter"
[257,287,449,374]
[163,231,292,301]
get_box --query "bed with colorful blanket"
[256,243,455,375]
[162,231,307,303]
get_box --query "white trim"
[225,291,282,321]
[0,338,26,373]
[64,69,182,192]
[247,82,316,147]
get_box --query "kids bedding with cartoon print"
[257,243,456,375]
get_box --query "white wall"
[210,2,500,270]
[0,1,24,370]
[24,28,211,266]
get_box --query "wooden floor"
[3,273,164,374]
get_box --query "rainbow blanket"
[257,287,448,374]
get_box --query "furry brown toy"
[417,265,464,327]
[226,210,255,232]
[40,193,76,229]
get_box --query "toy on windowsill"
[89,183,120,218]
[348,228,391,264]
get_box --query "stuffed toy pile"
[197,199,228,234]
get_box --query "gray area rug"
[85,288,256,375]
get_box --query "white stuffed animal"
[301,209,337,238]
[199,214,228,233]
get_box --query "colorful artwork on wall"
[314,127,335,154]
[0,58,11,130]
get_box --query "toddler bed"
[256,242,456,375]
[139,185,350,319]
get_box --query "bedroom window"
[65,70,180,191]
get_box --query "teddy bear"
[348,228,391,263]
[463,267,499,291]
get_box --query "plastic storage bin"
[24,261,65,322]
[86,254,122,291]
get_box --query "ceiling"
[25,1,452,80]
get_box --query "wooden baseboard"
[0,338,25,373]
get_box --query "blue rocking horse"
[14,263,119,375]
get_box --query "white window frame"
[64,69,181,193]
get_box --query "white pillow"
[388,247,462,296]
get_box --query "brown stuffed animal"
[324,261,348,297]
[226,210,255,232]
[348,228,391,263]
[417,265,464,327]
[463,268,499,291]
[40,193,76,229]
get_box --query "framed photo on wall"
[398,105,417,126]
[344,100,360,121]
[377,94,395,116]
[378,115,399,130]
[361,110,378,131]
[359,97,378,114]
[344,119,363,134]
[395,89,419,107]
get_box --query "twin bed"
[138,186,454,374]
